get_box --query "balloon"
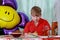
[0,0,17,10]
[18,12,29,28]
[0,0,20,35]
[0,6,20,29]
[3,27,18,35]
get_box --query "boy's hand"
[32,31,38,36]
[24,31,38,37]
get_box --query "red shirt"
[24,18,51,36]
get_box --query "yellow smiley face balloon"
[0,6,20,29]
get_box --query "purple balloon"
[3,27,18,35]
[18,12,29,28]
[0,0,17,10]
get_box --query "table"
[0,35,60,40]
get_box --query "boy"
[24,6,51,36]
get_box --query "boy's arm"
[44,20,51,36]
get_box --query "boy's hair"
[31,6,41,15]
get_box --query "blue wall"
[16,0,56,26]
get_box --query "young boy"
[24,6,51,36]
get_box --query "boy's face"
[31,10,41,22]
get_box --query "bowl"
[11,33,22,38]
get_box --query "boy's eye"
[35,15,38,16]
[35,14,39,17]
